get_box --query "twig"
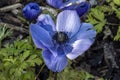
[0,3,22,13]
[0,22,28,33]
[3,14,22,25]
[35,64,45,80]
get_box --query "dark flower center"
[52,32,69,44]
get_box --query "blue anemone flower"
[30,10,96,72]
[22,2,41,21]
[46,0,90,16]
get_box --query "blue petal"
[63,44,73,54]
[56,10,81,38]
[67,23,96,60]
[42,49,68,72]
[76,2,90,16]
[46,0,63,8]
[77,23,96,40]
[32,38,46,49]
[67,39,94,60]
[62,0,86,6]
[49,44,65,57]
[30,23,54,49]
[70,23,96,43]
[61,1,90,16]
[37,14,56,34]
[22,3,41,20]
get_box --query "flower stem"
[35,64,45,80]
[54,72,57,80]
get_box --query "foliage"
[86,1,120,41]
[114,26,120,41]
[48,62,103,80]
[110,2,120,19]
[0,38,43,80]
[86,6,106,33]
[57,68,94,80]
[113,0,120,6]
[0,25,12,47]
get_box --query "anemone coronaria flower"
[30,10,96,72]
[22,2,41,21]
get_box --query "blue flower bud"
[22,2,41,21]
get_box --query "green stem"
[35,64,45,80]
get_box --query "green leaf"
[0,25,12,41]
[94,21,106,33]
[86,7,106,33]
[114,26,120,41]
[34,58,43,65]
[21,51,31,62]
[29,55,37,60]
[113,0,120,6]
[21,70,35,80]
[116,10,120,19]
[0,38,43,80]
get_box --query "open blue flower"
[30,10,96,72]
[22,2,41,21]
[46,0,90,16]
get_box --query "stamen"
[52,32,69,44]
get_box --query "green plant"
[0,25,12,41]
[113,0,120,6]
[110,2,120,19]
[86,6,106,33]
[47,61,104,80]
[114,26,120,41]
[0,39,43,80]
[0,25,12,48]
[57,68,94,80]
[86,1,120,41]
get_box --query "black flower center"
[52,32,69,44]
